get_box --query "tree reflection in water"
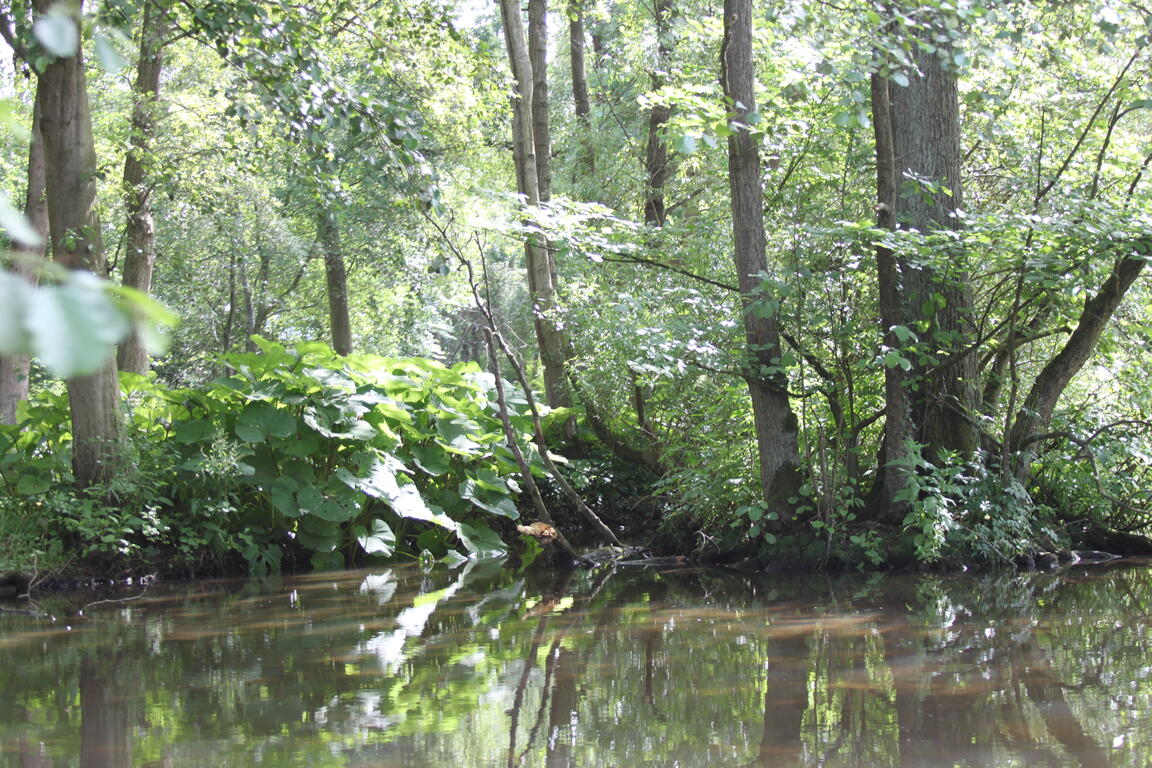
[2,561,1151,766]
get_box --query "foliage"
[890,443,1057,566]
[0,339,546,574]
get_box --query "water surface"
[2,559,1151,766]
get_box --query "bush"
[0,338,546,574]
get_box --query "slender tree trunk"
[318,207,352,355]
[568,0,594,175]
[35,3,122,488]
[870,71,913,524]
[721,0,802,520]
[117,0,169,374]
[498,0,569,407]
[889,25,979,461]
[0,103,47,425]
[1007,251,1146,475]
[528,0,552,203]
[643,0,673,227]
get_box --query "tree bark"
[1007,250,1147,474]
[117,0,169,374]
[568,0,594,175]
[643,0,673,227]
[527,0,552,203]
[35,4,122,488]
[870,70,913,524]
[0,103,47,425]
[318,207,352,355]
[721,0,802,520]
[889,21,979,461]
[498,0,569,407]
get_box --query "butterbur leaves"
[164,339,546,568]
[354,519,396,556]
[457,522,509,558]
[235,402,297,442]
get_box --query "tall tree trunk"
[498,0,569,407]
[870,70,913,524]
[528,0,552,203]
[35,3,122,488]
[117,0,169,374]
[643,0,673,227]
[889,25,979,461]
[318,207,352,355]
[0,103,47,425]
[568,0,594,175]
[721,0,802,520]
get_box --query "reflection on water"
[2,560,1152,766]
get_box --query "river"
[2,559,1150,766]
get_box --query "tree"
[118,0,171,375]
[887,14,979,462]
[498,0,569,408]
[643,0,674,227]
[0,102,46,425]
[567,0,593,175]
[720,0,802,519]
[34,1,122,487]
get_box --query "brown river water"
[2,559,1151,767]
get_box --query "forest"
[2,0,1152,580]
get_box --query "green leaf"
[0,192,43,247]
[278,431,320,457]
[267,476,301,517]
[296,486,358,522]
[94,31,129,73]
[675,134,698,154]
[27,272,130,377]
[883,350,912,371]
[890,71,910,87]
[890,325,918,343]
[295,515,340,552]
[172,419,214,445]
[16,474,51,495]
[440,549,468,567]
[0,270,33,356]
[457,522,508,558]
[410,443,451,476]
[235,403,297,443]
[33,11,79,58]
[459,479,519,519]
[354,518,396,556]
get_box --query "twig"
[484,328,578,559]
[80,582,153,614]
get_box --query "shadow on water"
[2,560,1151,766]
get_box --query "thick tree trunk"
[721,0,802,520]
[1007,252,1146,473]
[498,0,569,407]
[870,71,913,524]
[318,207,352,355]
[35,5,122,488]
[889,25,979,461]
[643,0,673,227]
[568,0,594,175]
[117,0,169,374]
[0,103,47,425]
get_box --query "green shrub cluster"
[0,338,542,575]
